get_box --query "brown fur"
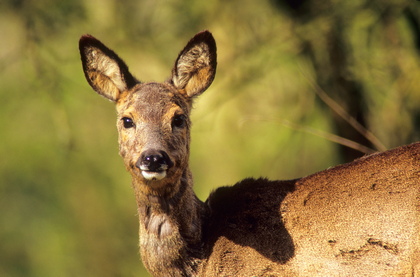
[79,31,420,276]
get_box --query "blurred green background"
[1,0,419,276]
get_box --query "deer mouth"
[140,168,167,181]
[138,163,170,181]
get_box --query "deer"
[79,30,420,276]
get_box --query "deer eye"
[122,117,135,128]
[172,114,186,129]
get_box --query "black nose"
[136,149,173,172]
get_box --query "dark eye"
[122,117,135,128]
[172,114,186,129]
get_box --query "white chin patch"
[141,170,167,181]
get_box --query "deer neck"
[132,168,206,275]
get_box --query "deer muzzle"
[136,149,174,181]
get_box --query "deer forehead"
[116,82,191,123]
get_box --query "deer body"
[79,31,420,276]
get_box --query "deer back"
[202,142,420,276]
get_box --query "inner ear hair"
[172,31,217,98]
[79,35,138,101]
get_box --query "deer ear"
[171,30,217,98]
[79,35,138,102]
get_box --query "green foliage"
[1,0,419,276]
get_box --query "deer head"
[79,31,217,198]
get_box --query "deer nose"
[136,149,173,172]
